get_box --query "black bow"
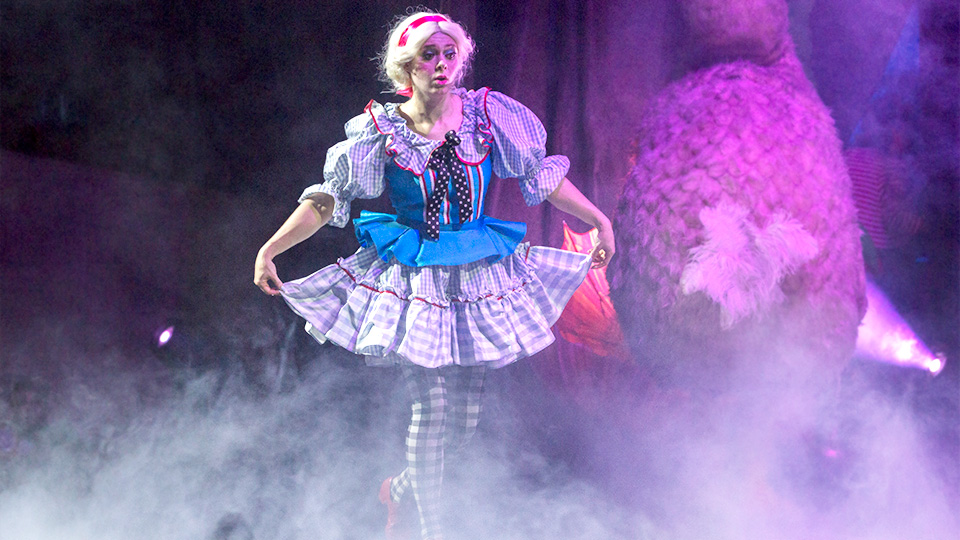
[423,131,471,240]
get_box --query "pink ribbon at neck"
[397,15,448,47]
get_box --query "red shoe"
[379,477,415,539]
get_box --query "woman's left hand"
[544,177,616,269]
[590,224,616,269]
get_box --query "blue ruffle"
[354,210,527,267]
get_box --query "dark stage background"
[1,1,958,539]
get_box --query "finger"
[256,281,275,295]
[255,277,282,296]
[589,245,609,267]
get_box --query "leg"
[442,365,486,456]
[398,364,447,540]
[389,365,487,539]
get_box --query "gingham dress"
[280,88,591,368]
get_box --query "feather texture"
[680,203,818,327]
[609,0,866,379]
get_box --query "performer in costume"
[254,11,614,540]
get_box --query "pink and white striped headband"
[397,15,448,47]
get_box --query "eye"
[421,50,436,60]
[444,50,456,60]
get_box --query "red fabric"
[554,222,626,359]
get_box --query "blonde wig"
[379,11,475,95]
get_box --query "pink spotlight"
[856,279,946,376]
[156,326,175,347]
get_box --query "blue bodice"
[300,88,572,267]
[354,154,527,267]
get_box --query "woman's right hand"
[253,196,333,296]
[254,250,284,296]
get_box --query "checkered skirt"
[280,244,591,368]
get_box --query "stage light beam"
[855,279,946,376]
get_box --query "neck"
[406,88,452,122]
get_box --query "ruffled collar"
[366,87,493,175]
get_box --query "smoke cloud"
[1,317,956,539]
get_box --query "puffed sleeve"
[484,90,570,206]
[298,103,389,227]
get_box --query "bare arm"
[546,178,616,268]
[254,193,335,295]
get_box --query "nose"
[436,59,446,71]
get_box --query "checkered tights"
[390,364,487,539]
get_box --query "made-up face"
[407,32,461,95]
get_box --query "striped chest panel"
[385,155,493,225]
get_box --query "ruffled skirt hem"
[279,243,591,368]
